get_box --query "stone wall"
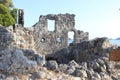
[33,14,89,55]
[1,13,89,55]
[6,26,36,52]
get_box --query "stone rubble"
[0,27,13,50]
[45,37,119,80]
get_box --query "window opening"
[57,37,62,43]
[68,31,74,45]
[40,38,45,43]
[48,20,55,31]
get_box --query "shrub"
[11,8,17,22]
[0,0,13,8]
[0,14,3,25]
[3,14,15,27]
[0,4,15,27]
[0,4,10,14]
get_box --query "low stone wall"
[6,26,36,52]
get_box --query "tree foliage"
[0,3,10,14]
[0,14,3,25]
[0,0,13,8]
[11,8,17,22]
[0,4,15,27]
[0,0,18,27]
[2,14,15,27]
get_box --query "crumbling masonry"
[33,14,89,55]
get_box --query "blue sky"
[13,0,120,39]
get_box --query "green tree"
[3,14,15,26]
[0,3,10,14]
[0,0,18,27]
[0,0,13,8]
[0,14,3,25]
[0,4,15,27]
[11,8,17,22]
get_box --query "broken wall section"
[33,14,89,55]
[6,26,36,52]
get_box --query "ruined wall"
[33,14,89,55]
[6,26,36,52]
[4,14,88,55]
[74,30,89,43]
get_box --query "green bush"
[0,4,10,14]
[3,14,15,27]
[11,8,17,22]
[0,4,15,27]
[0,14,3,25]
[0,0,13,8]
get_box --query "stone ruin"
[6,13,88,55]
[0,13,120,80]
[33,14,89,55]
[18,9,24,27]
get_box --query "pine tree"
[0,0,13,8]
[0,4,15,26]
